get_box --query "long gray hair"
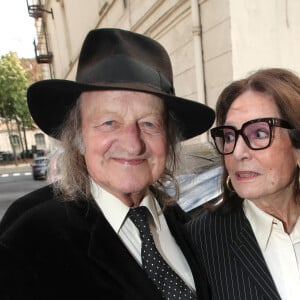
[50,95,182,206]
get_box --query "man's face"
[81,90,168,206]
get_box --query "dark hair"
[210,68,300,213]
[50,94,182,206]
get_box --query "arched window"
[35,133,45,146]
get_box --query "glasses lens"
[243,121,271,149]
[212,120,272,154]
[213,127,236,154]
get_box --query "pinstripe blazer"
[186,207,281,300]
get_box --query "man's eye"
[143,122,154,127]
[103,120,115,126]
[93,120,118,132]
[140,121,163,134]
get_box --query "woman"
[187,68,300,300]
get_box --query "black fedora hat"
[27,28,214,140]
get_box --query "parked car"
[20,149,46,159]
[31,156,49,180]
[0,151,14,161]
[0,152,5,161]
[20,150,33,159]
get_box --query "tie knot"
[128,206,150,236]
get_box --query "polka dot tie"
[128,206,196,300]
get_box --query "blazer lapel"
[229,211,281,300]
[85,203,163,300]
[164,205,210,300]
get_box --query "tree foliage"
[0,52,29,120]
[0,52,33,158]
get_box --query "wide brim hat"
[27,28,215,140]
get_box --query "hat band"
[76,55,174,95]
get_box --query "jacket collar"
[66,198,164,300]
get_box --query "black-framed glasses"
[210,117,293,155]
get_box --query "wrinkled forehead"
[79,89,166,118]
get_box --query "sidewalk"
[0,162,31,175]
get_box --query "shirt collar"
[90,178,161,233]
[243,199,276,251]
[290,217,300,243]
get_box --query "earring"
[226,176,235,193]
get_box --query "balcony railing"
[26,0,53,19]
[26,0,53,64]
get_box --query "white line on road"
[1,172,32,178]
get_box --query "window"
[35,133,45,146]
[10,135,20,146]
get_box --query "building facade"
[28,0,300,146]
[0,120,51,158]
[0,56,51,156]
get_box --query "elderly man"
[0,28,214,299]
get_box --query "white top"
[243,199,300,300]
[90,179,195,291]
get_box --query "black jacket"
[0,185,209,299]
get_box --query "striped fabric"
[186,209,281,300]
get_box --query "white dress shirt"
[90,179,195,291]
[243,199,300,300]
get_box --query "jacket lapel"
[69,197,206,299]
[164,205,210,300]
[229,211,281,300]
[82,201,163,300]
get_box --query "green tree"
[0,52,33,163]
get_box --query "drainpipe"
[191,0,207,143]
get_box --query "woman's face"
[224,90,300,204]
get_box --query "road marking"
[1,172,32,178]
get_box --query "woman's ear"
[296,149,300,168]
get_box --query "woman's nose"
[232,134,251,159]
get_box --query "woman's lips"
[235,171,260,180]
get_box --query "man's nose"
[121,123,145,155]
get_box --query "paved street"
[0,163,48,220]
